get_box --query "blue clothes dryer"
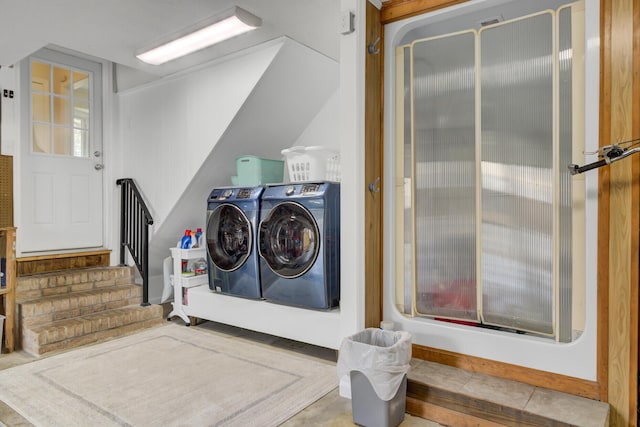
[206,186,264,299]
[258,182,340,310]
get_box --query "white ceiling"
[0,0,340,80]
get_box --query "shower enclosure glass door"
[397,2,584,341]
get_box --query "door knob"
[94,164,104,170]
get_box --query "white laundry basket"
[281,146,340,182]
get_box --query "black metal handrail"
[116,178,153,306]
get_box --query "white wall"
[383,0,600,380]
[339,0,367,338]
[116,42,282,232]
[0,67,18,157]
[292,90,340,151]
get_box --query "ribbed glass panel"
[412,32,478,320]
[403,46,413,314]
[480,13,554,334]
[558,6,573,342]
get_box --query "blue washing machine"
[206,186,264,299]
[258,182,340,309]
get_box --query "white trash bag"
[337,328,412,401]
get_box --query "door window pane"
[73,129,89,157]
[32,93,50,122]
[31,62,50,91]
[53,66,70,95]
[53,96,70,125]
[73,71,89,99]
[31,60,92,158]
[32,124,50,153]
[53,127,72,155]
[73,99,89,128]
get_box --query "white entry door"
[20,48,103,253]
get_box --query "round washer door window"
[259,202,319,278]
[207,204,252,272]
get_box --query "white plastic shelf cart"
[167,247,208,326]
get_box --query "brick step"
[15,266,163,356]
[19,284,143,327]
[21,304,164,356]
[16,266,136,303]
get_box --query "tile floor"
[194,321,442,427]
[0,319,609,426]
[0,320,441,427]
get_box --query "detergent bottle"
[195,228,203,247]
[180,230,192,249]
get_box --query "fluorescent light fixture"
[136,6,261,65]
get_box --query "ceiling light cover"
[136,6,261,65]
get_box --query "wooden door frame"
[368,0,640,421]
[365,1,384,328]
[599,0,639,424]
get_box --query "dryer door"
[259,201,320,278]
[207,203,252,272]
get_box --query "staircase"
[15,266,163,356]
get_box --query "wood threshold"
[413,344,601,400]
[17,250,111,262]
[16,250,111,277]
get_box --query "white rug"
[0,323,337,427]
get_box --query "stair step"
[19,285,143,326]
[15,266,163,357]
[407,360,609,426]
[21,304,163,356]
[16,266,135,303]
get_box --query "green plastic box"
[235,156,284,186]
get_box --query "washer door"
[207,203,252,272]
[259,202,320,278]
